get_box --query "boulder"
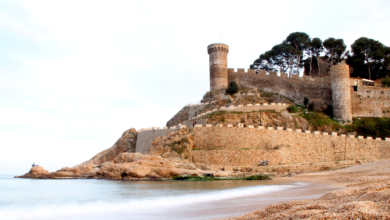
[213,172,229,177]
[224,166,233,171]
[151,167,179,177]
[30,166,49,175]
[125,164,152,178]
[49,171,78,178]
[161,151,180,159]
[84,168,100,177]
[16,166,50,178]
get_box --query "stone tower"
[207,43,229,91]
[331,62,352,123]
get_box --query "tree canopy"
[225,81,238,95]
[348,37,387,79]
[286,32,311,74]
[251,32,389,80]
[306,38,324,76]
[251,32,310,77]
[323,38,346,65]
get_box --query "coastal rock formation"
[31,166,49,175]
[87,152,205,180]
[17,128,209,180]
[16,166,50,178]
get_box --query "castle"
[133,43,390,167]
[208,43,390,123]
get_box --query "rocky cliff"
[16,128,209,180]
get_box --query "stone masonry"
[331,62,353,123]
[208,43,229,91]
[192,127,390,166]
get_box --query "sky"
[1,0,390,174]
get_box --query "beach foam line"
[0,182,307,220]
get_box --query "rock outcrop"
[87,152,205,180]
[16,166,50,178]
[17,128,210,180]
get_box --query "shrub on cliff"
[381,75,390,87]
[225,81,238,95]
[346,117,390,138]
[287,105,298,113]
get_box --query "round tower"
[331,62,352,123]
[207,43,229,91]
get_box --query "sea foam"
[0,182,305,220]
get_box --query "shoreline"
[228,159,390,219]
[6,163,388,220]
[217,181,342,220]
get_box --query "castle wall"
[136,129,176,154]
[351,86,390,118]
[192,127,390,166]
[228,68,332,105]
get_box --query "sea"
[0,174,336,220]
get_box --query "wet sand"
[129,180,340,220]
[229,159,390,219]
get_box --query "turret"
[331,62,352,124]
[207,43,229,91]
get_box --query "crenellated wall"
[227,68,332,105]
[192,126,390,166]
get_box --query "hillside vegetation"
[169,88,390,137]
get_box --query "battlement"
[137,122,390,142]
[227,68,332,85]
[192,125,390,141]
[207,43,229,54]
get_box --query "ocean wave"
[0,182,306,220]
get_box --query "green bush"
[243,175,269,180]
[381,75,390,87]
[287,105,298,113]
[169,137,189,155]
[302,111,344,131]
[345,117,390,138]
[226,81,239,95]
[172,175,215,181]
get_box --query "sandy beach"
[229,159,390,219]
